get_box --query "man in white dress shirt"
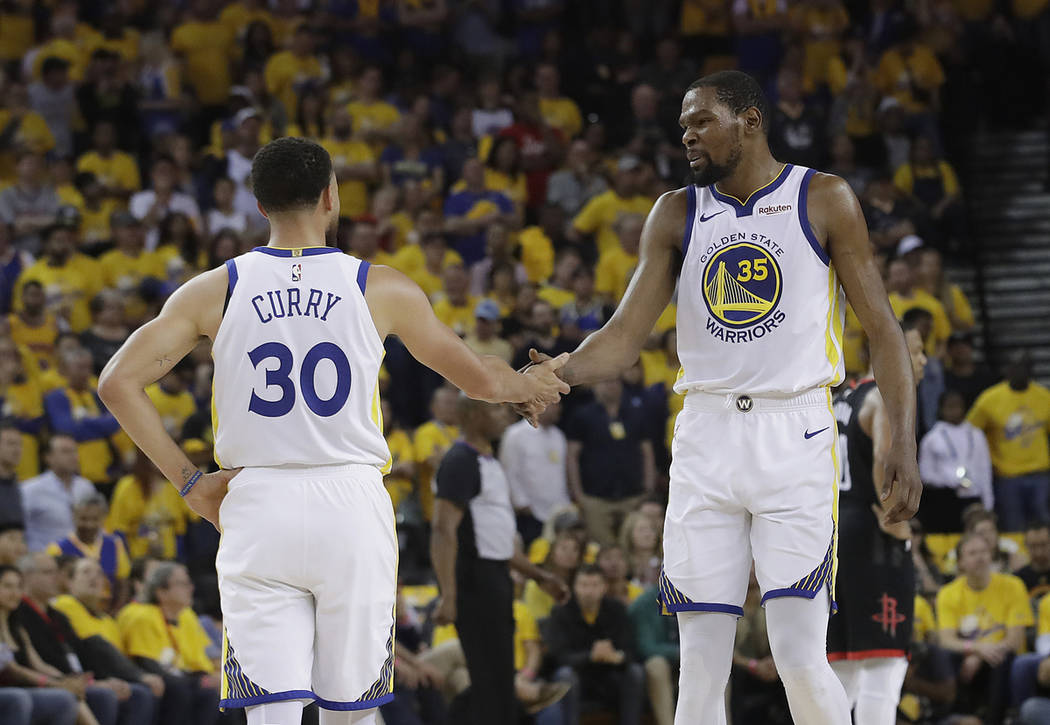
[21,434,96,551]
[499,401,570,544]
[918,388,993,532]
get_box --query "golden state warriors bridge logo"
[701,241,786,342]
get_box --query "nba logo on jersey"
[291,263,302,282]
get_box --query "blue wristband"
[179,470,202,497]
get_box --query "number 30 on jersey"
[247,341,351,417]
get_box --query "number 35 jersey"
[675,164,846,396]
[211,247,389,471]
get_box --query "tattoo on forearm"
[180,466,194,483]
[156,355,173,368]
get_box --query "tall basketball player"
[97,138,569,725]
[523,70,922,724]
[828,319,928,724]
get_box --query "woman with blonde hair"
[620,510,662,587]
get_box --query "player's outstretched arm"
[555,188,684,387]
[817,173,920,524]
[98,268,237,528]
[363,264,569,405]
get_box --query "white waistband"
[683,388,831,413]
[227,461,381,486]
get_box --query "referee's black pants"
[455,559,517,725]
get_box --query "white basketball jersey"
[675,164,845,395]
[211,247,390,470]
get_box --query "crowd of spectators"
[0,0,1049,723]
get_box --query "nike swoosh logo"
[804,427,829,440]
[699,210,726,223]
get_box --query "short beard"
[690,141,743,187]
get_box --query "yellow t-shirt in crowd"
[321,137,376,219]
[117,602,214,673]
[76,151,142,195]
[79,200,119,245]
[0,110,55,181]
[936,572,1033,645]
[514,599,539,671]
[346,100,401,151]
[967,381,1050,478]
[264,51,323,116]
[52,594,123,649]
[170,21,234,106]
[384,428,414,510]
[523,578,556,622]
[1,377,43,480]
[482,169,527,208]
[595,247,638,303]
[99,249,166,322]
[888,289,951,356]
[432,296,479,337]
[390,245,462,277]
[413,421,458,520]
[540,97,583,139]
[516,227,555,284]
[15,256,103,333]
[219,2,276,38]
[914,595,937,642]
[145,384,197,438]
[1038,592,1050,636]
[0,12,34,62]
[680,0,732,36]
[795,3,850,91]
[106,475,196,559]
[874,45,945,113]
[537,284,575,311]
[893,161,960,199]
[7,313,59,371]
[572,191,654,256]
[83,28,140,64]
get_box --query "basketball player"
[523,70,922,724]
[97,137,569,725]
[828,320,928,724]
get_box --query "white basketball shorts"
[215,463,397,711]
[660,388,840,617]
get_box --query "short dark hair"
[901,307,933,332]
[574,563,605,582]
[40,56,70,76]
[20,279,43,295]
[0,564,22,581]
[251,138,333,213]
[688,71,770,132]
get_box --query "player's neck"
[713,151,783,203]
[267,218,329,250]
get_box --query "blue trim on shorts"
[220,689,315,709]
[316,693,395,711]
[665,601,744,617]
[760,586,821,605]
[219,690,394,711]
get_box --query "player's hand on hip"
[185,468,241,531]
[880,443,922,525]
[433,595,456,626]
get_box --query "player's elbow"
[97,365,132,408]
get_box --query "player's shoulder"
[644,187,692,240]
[805,171,857,206]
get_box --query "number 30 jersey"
[211,246,390,471]
[675,164,846,396]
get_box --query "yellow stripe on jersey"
[714,164,789,206]
[824,267,844,384]
[371,352,391,474]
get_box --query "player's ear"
[742,107,763,134]
[256,201,269,219]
